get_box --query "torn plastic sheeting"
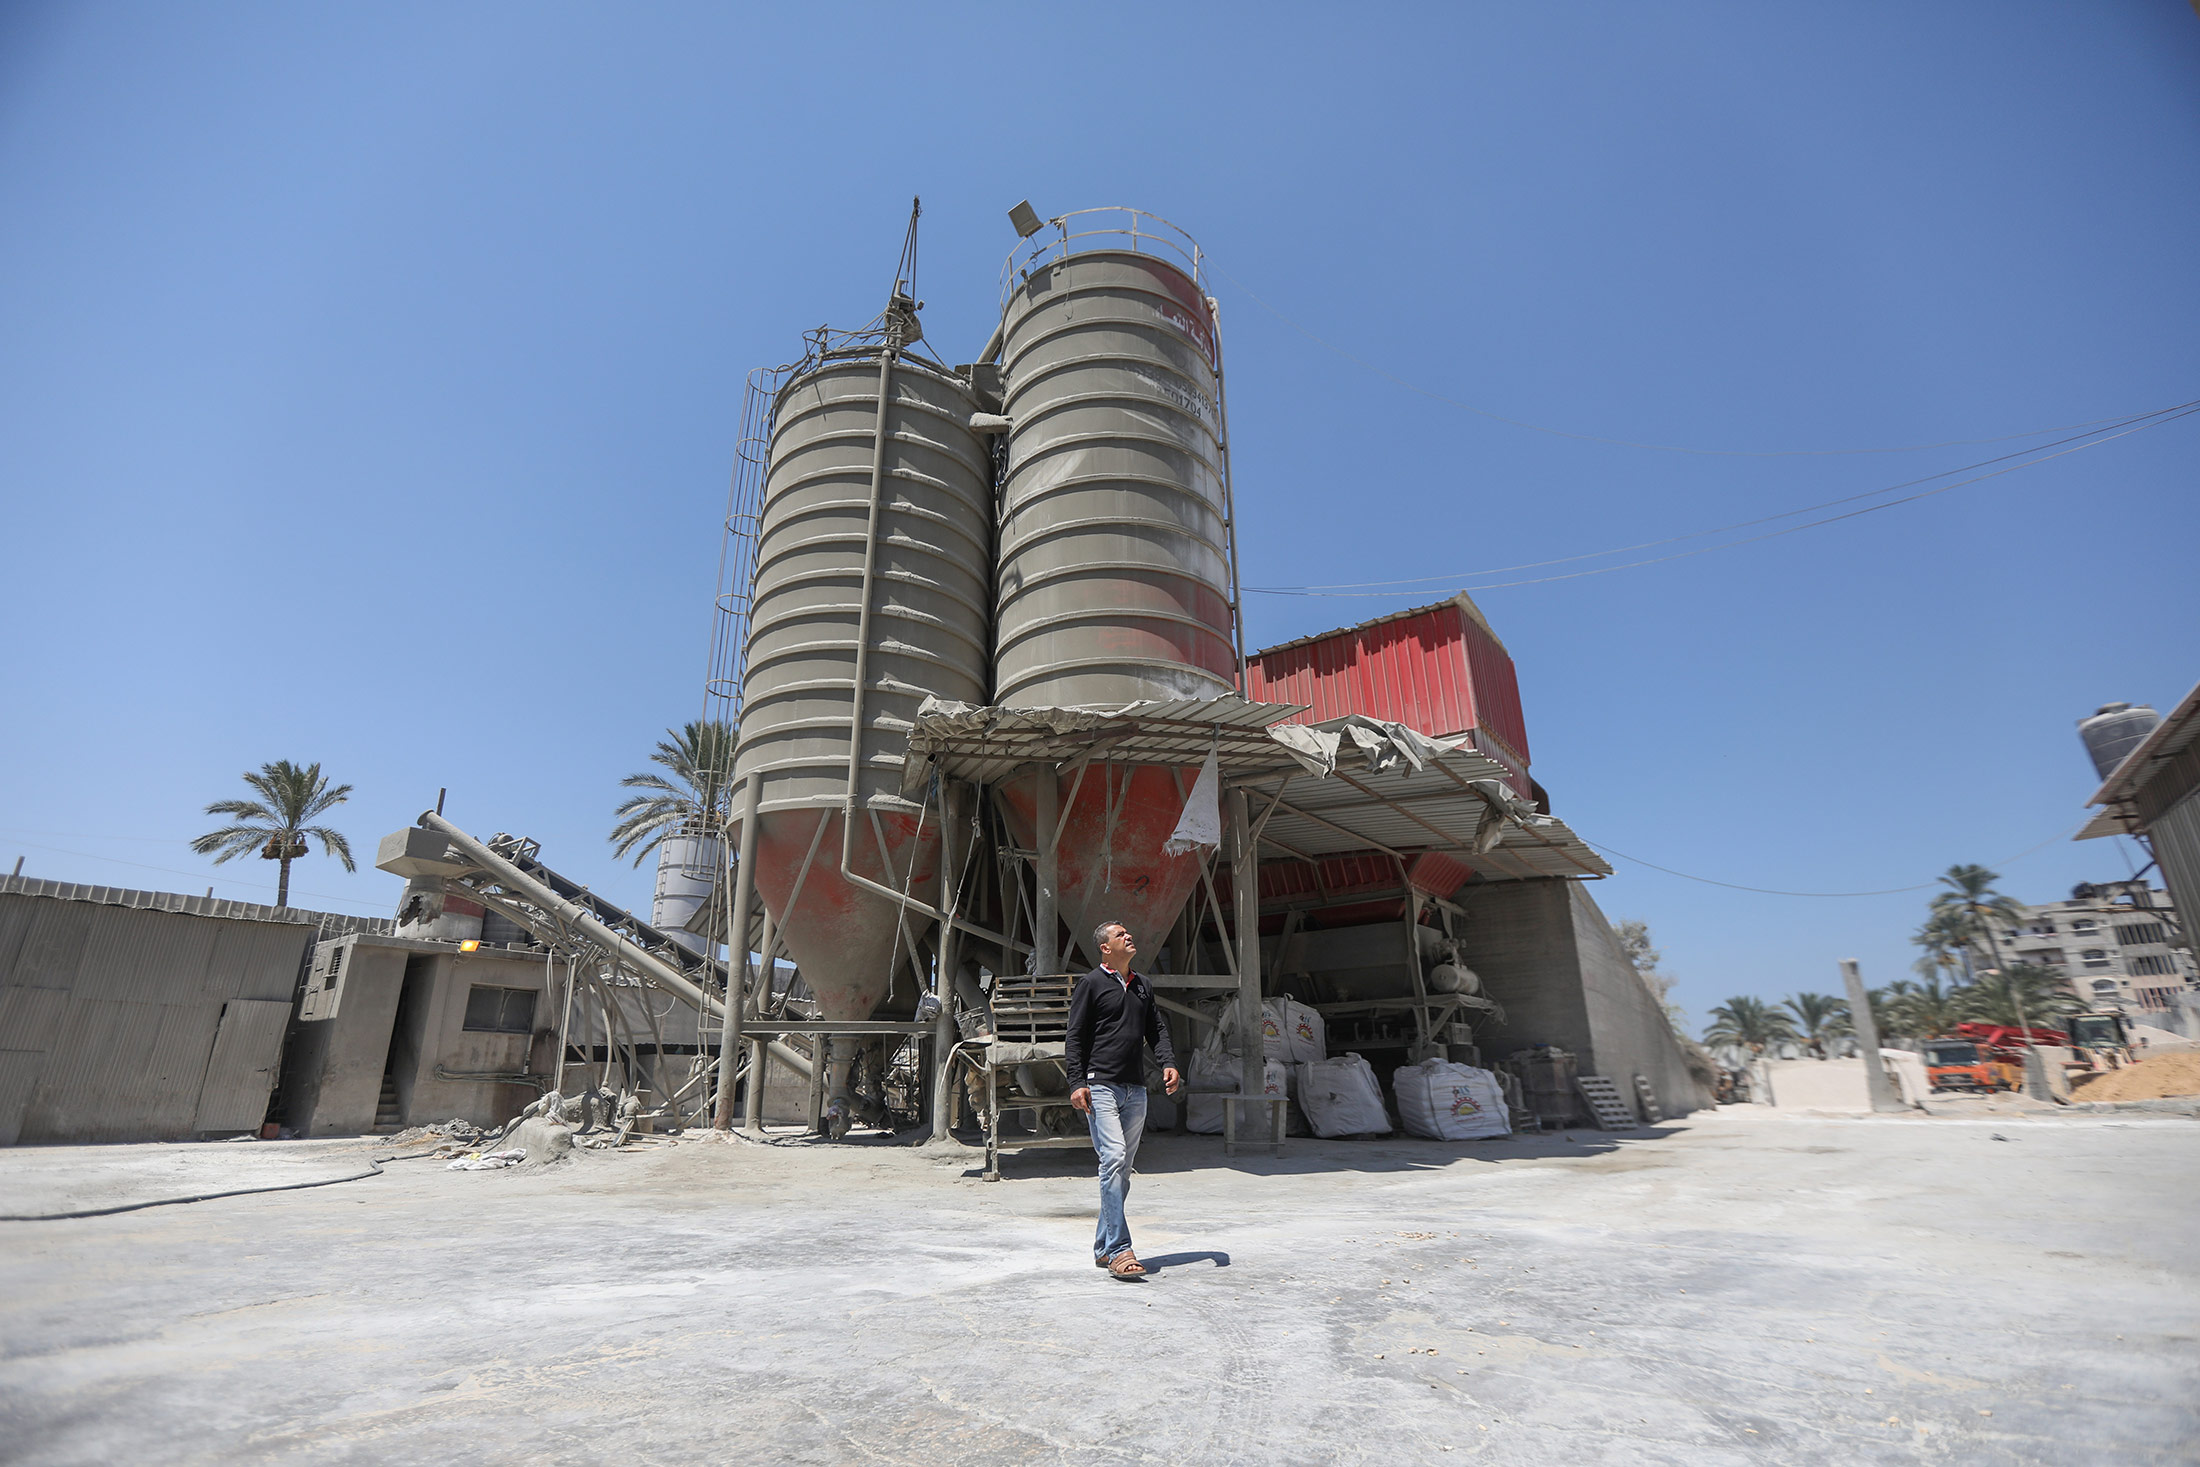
[1164,746,1222,855]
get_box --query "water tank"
[2078,702,2158,782]
[732,342,992,1025]
[994,228,1237,707]
[650,823,720,956]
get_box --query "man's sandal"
[1107,1251,1147,1279]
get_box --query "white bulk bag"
[1274,996,1325,1065]
[1393,1059,1510,1140]
[1294,1053,1391,1137]
[1184,1057,1288,1134]
[1188,1038,1241,1093]
[1249,996,1326,1064]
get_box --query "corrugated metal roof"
[1249,733,1609,882]
[904,695,1313,789]
[901,698,1606,886]
[1,890,326,1143]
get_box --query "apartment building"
[1998,880,2194,1012]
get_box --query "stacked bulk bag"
[1185,1056,1290,1134]
[1272,996,1325,1065]
[1294,1053,1391,1137]
[1393,1059,1511,1140]
[1230,995,1327,1065]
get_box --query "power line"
[1210,257,2191,459]
[1584,821,2084,899]
[1249,402,2200,598]
[1255,401,2199,593]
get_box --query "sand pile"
[2068,1051,2200,1102]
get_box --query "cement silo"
[650,823,719,955]
[732,300,993,1128]
[2078,702,2159,784]
[990,210,1244,969]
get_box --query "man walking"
[1067,919,1181,1279]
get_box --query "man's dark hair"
[1094,919,1126,958]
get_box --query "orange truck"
[1921,1022,2068,1094]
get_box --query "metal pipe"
[419,812,726,1021]
[924,781,969,1145]
[742,1038,767,1133]
[714,775,764,1129]
[1209,295,1249,693]
[838,341,901,882]
[1033,764,1059,973]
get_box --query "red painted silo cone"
[998,764,1206,973]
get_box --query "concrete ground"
[1,1105,2194,1466]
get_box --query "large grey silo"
[2078,702,2159,783]
[993,237,1238,707]
[732,348,993,815]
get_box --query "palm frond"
[305,826,356,872]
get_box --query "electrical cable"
[1584,821,2085,899]
[1249,403,2200,598]
[1209,257,2194,459]
[0,1151,449,1223]
[1254,400,2200,592]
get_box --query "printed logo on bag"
[1448,1086,1483,1117]
[1261,1015,1282,1039]
[1293,1015,1317,1043]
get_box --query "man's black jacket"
[1063,965,1178,1088]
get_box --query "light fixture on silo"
[1008,200,1044,239]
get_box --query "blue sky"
[3,4,2195,1028]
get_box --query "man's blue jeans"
[1086,1080,1147,1262]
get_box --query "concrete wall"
[1451,877,1711,1120]
[1452,878,1595,1058]
[281,937,408,1137]
[1569,883,1710,1118]
[393,949,542,1128]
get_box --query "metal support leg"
[714,776,763,1130]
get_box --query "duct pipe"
[715,775,763,1129]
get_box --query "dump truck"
[1922,1022,2069,1093]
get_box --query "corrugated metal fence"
[0,877,391,1144]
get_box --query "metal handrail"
[999,206,1206,304]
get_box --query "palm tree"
[191,760,355,906]
[1884,976,1965,1041]
[1782,992,1851,1058]
[610,720,737,866]
[1931,864,2025,978]
[1961,962,2082,1031]
[1911,908,1976,986]
[1703,996,1799,1055]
